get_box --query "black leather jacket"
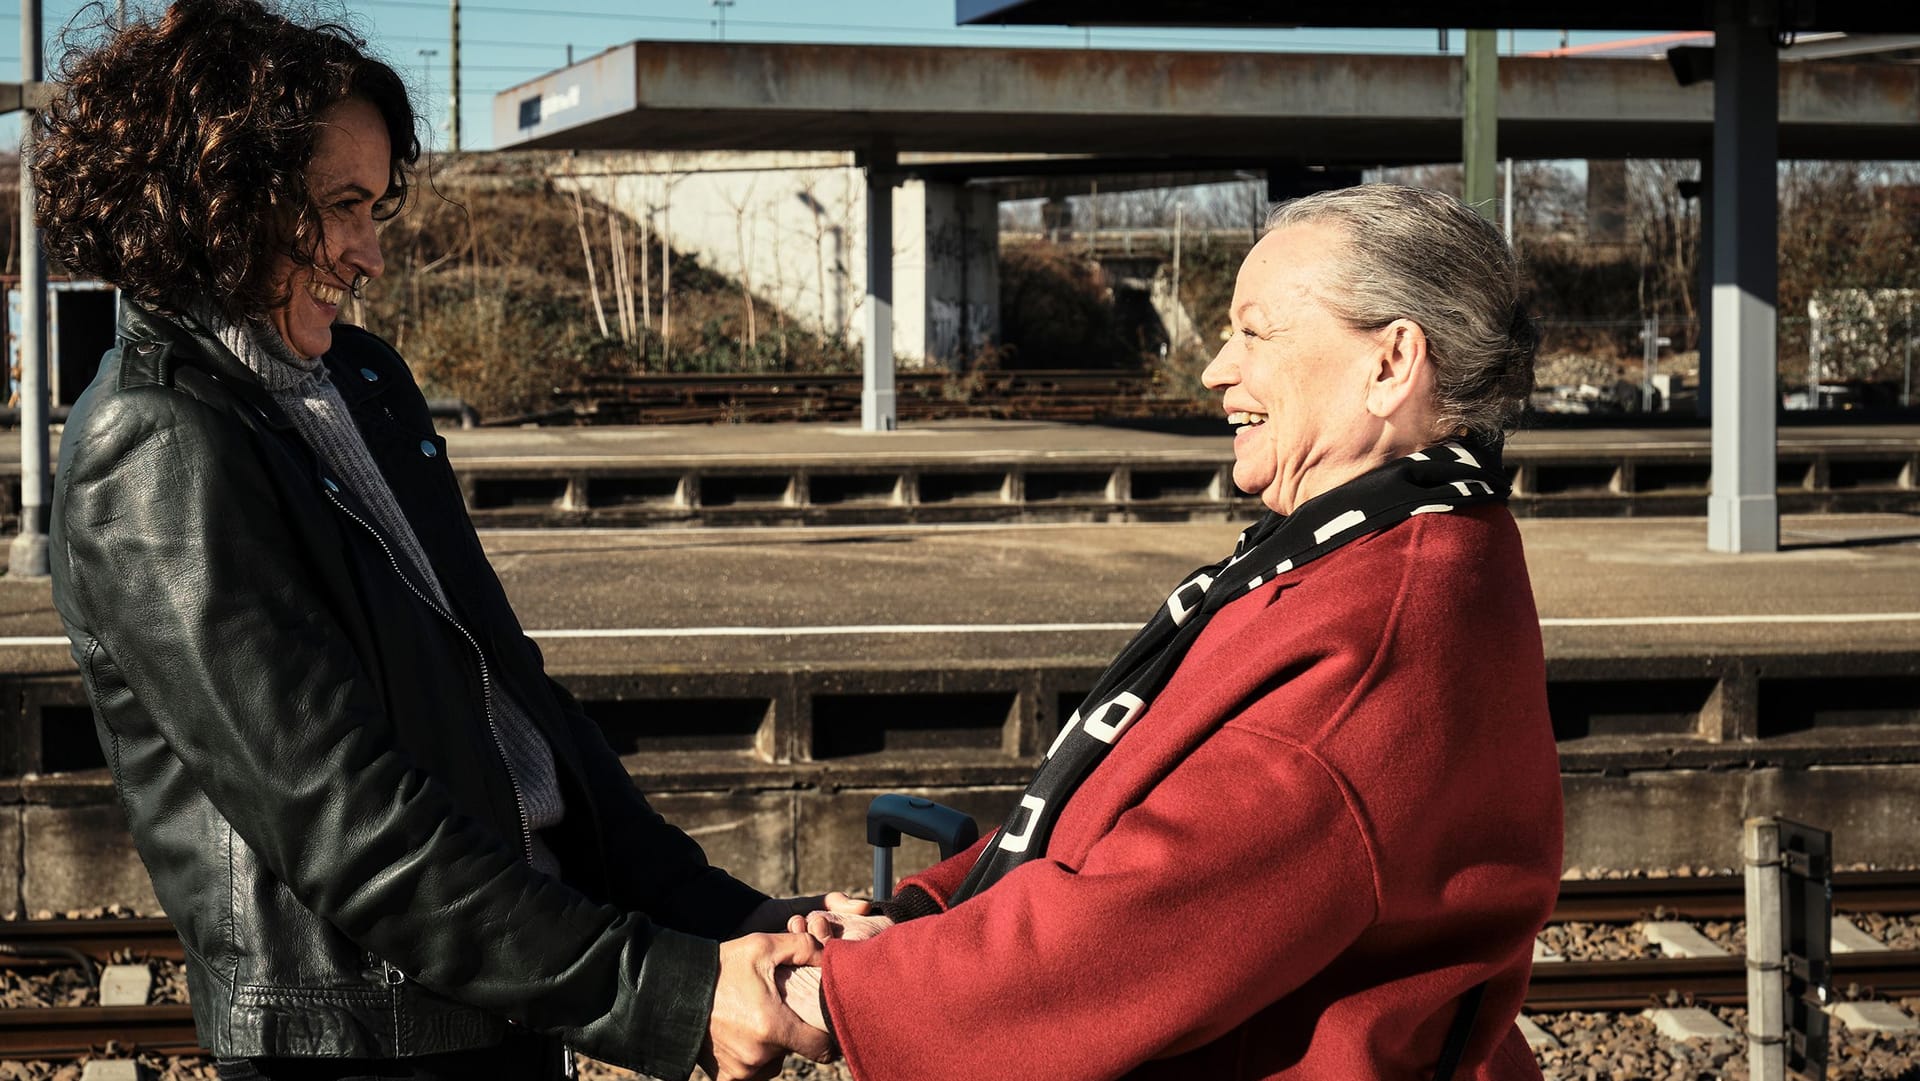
[50,303,761,1077]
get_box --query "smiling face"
[1201,221,1438,515]
[264,97,391,358]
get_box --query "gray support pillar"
[862,143,897,432]
[1707,2,1779,553]
[9,0,50,578]
[1696,156,1714,419]
[1462,29,1498,221]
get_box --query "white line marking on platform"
[526,623,1141,639]
[1541,613,1920,626]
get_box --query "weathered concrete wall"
[16,761,1920,916]
[20,799,159,917]
[558,152,1001,369]
[560,150,868,347]
[0,805,20,919]
[919,184,999,370]
[649,790,800,897]
[1562,764,1920,871]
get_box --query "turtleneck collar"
[185,297,324,393]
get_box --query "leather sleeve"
[542,673,767,937]
[53,386,716,1080]
[333,324,768,939]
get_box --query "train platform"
[2,417,1917,525]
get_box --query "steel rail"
[1526,949,1920,1011]
[1552,870,1920,922]
[0,917,182,970]
[0,1004,200,1058]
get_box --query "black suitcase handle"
[866,794,979,901]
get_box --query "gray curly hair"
[1264,184,1537,441]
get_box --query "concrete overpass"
[497,43,1920,162]
[957,0,1920,33]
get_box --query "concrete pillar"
[1696,155,1715,419]
[1707,1,1780,553]
[1462,29,1498,222]
[862,143,897,432]
[10,0,50,578]
[921,182,999,371]
[1586,160,1629,245]
[1041,196,1072,242]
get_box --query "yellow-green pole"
[1463,29,1498,222]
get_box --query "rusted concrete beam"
[955,0,1920,35]
[496,42,1920,162]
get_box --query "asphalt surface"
[2,513,1916,677]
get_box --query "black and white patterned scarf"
[948,438,1511,904]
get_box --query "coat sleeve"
[53,389,714,1080]
[891,834,992,909]
[820,725,1382,1081]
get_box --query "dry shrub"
[998,243,1149,370]
[352,156,853,420]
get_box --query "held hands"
[775,963,828,1031]
[700,894,883,1079]
[768,905,897,1063]
[770,904,897,1051]
[699,931,831,1081]
[785,909,895,943]
[732,890,870,936]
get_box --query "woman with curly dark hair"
[41,3,847,1079]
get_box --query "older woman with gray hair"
[785,184,1565,1081]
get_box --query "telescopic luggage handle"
[866,794,979,902]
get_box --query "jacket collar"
[118,301,398,422]
[117,300,298,431]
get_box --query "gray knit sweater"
[191,302,565,876]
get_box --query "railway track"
[4,874,1919,1061]
[0,1004,197,1058]
[1553,869,1920,922]
[1528,950,1920,1011]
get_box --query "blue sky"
[3,2,1650,150]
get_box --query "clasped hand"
[699,893,877,1081]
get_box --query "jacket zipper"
[323,486,535,865]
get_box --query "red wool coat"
[823,504,1564,1081]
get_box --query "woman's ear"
[1364,319,1432,421]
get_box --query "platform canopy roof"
[494,41,1920,161]
[956,0,1920,33]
